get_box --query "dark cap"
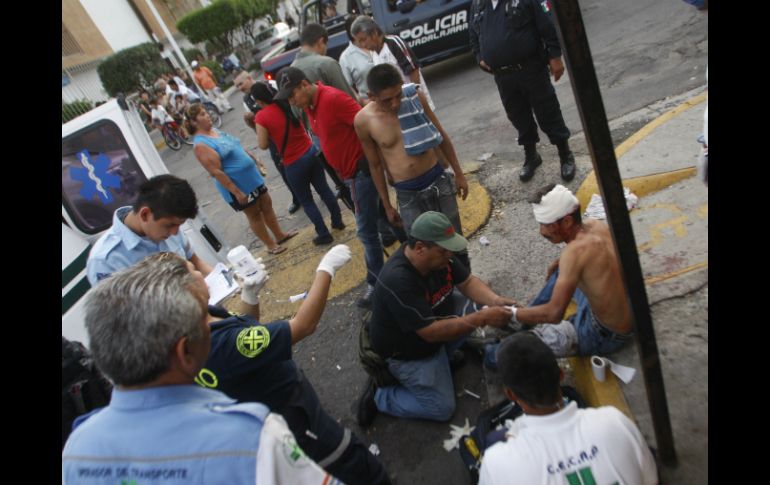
[274,67,309,100]
[410,211,468,252]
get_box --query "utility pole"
[142,0,199,88]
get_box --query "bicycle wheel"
[179,129,194,146]
[163,128,182,151]
[205,103,222,128]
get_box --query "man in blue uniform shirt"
[63,252,335,484]
[469,0,576,182]
[86,174,213,285]
[201,244,392,485]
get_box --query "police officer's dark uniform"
[244,87,302,213]
[470,0,576,182]
[199,306,391,485]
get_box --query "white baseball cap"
[191,61,199,68]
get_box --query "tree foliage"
[177,0,241,55]
[97,43,169,97]
[232,0,272,43]
[178,0,273,56]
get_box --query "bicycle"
[160,121,184,151]
[203,102,222,129]
[197,94,222,128]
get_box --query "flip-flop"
[268,245,287,255]
[276,231,299,245]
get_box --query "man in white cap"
[488,184,633,362]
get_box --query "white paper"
[592,356,636,384]
[607,359,636,384]
[205,262,239,305]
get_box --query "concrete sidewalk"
[475,87,708,483]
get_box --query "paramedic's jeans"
[345,171,383,287]
[374,291,478,421]
[395,171,470,270]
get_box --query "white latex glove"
[240,259,268,305]
[316,244,351,278]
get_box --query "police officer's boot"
[557,140,576,181]
[519,144,542,182]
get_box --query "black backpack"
[62,337,113,448]
[458,384,587,484]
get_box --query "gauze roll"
[532,184,579,224]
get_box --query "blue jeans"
[268,140,299,206]
[374,291,476,421]
[395,171,470,269]
[345,170,383,287]
[531,270,632,356]
[285,147,343,237]
[486,270,632,366]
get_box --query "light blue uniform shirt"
[62,386,268,484]
[86,206,193,285]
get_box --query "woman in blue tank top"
[186,103,297,254]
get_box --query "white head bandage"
[532,185,579,224]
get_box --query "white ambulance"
[62,96,230,345]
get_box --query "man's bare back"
[355,102,440,182]
[561,219,632,334]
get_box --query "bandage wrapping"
[532,184,579,224]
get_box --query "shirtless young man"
[353,63,471,268]
[494,184,634,358]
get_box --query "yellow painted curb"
[223,174,492,321]
[575,92,707,210]
[569,357,634,420]
[568,95,707,420]
[576,167,697,211]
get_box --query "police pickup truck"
[261,0,471,81]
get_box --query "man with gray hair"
[62,252,336,484]
[351,15,435,110]
[486,184,634,365]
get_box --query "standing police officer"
[470,0,576,182]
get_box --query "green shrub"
[62,99,94,124]
[182,47,204,63]
[97,43,168,96]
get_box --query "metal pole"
[142,0,199,90]
[551,0,677,466]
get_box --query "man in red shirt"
[275,67,384,307]
[191,60,233,113]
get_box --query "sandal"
[268,245,287,255]
[276,230,299,245]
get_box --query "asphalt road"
[161,1,707,482]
